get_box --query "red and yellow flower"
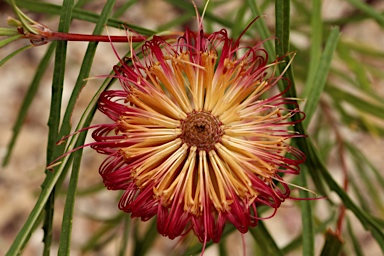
[91,19,305,244]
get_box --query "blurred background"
[1,0,384,255]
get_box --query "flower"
[90,18,305,244]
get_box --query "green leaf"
[301,0,322,98]
[42,186,55,256]
[303,27,340,128]
[57,133,83,255]
[345,0,384,26]
[274,0,326,195]
[112,0,137,18]
[246,0,275,58]
[337,42,371,91]
[282,214,334,254]
[346,218,364,256]
[0,28,19,36]
[326,85,384,120]
[0,34,23,48]
[218,238,228,256]
[275,0,330,198]
[249,221,284,256]
[275,0,296,93]
[299,166,315,256]
[341,39,384,59]
[2,43,55,166]
[350,178,372,212]
[57,1,116,254]
[133,219,158,256]
[10,0,39,34]
[325,12,382,26]
[230,3,247,39]
[275,0,290,56]
[290,0,311,22]
[5,127,71,256]
[320,229,343,256]
[352,146,384,190]
[42,0,75,254]
[118,216,131,256]
[5,64,117,256]
[46,0,74,163]
[346,143,384,212]
[80,214,124,253]
[0,44,33,67]
[308,138,384,252]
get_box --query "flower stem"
[21,28,182,45]
[50,32,146,42]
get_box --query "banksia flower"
[91,18,305,244]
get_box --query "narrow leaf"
[2,43,55,166]
[345,0,384,26]
[303,27,340,128]
[246,0,275,58]
[346,218,365,256]
[81,214,124,253]
[112,0,137,18]
[249,221,284,256]
[57,132,84,255]
[57,0,116,254]
[0,28,19,36]
[275,0,294,93]
[133,219,158,256]
[308,139,384,251]
[42,0,75,254]
[320,229,343,256]
[0,44,33,67]
[338,42,371,91]
[326,85,384,120]
[274,0,326,194]
[118,216,131,256]
[0,34,23,48]
[275,0,290,56]
[218,238,228,256]
[299,166,315,256]
[301,0,322,98]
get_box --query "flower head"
[91,18,305,244]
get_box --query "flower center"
[180,111,223,151]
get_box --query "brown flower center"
[180,111,223,151]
